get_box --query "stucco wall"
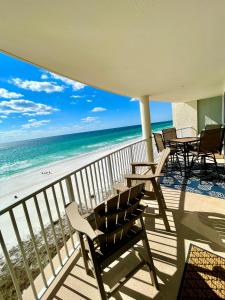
[172,100,198,136]
[197,96,222,132]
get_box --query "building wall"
[197,96,222,132]
[172,95,223,134]
[172,100,198,136]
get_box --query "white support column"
[139,95,154,162]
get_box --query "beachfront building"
[173,95,225,134]
[0,1,225,299]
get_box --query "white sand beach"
[0,137,151,249]
[0,137,142,211]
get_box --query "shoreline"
[0,136,142,210]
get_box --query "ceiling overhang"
[1,0,225,102]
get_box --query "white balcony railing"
[0,126,195,300]
[0,138,150,300]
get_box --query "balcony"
[0,127,224,300]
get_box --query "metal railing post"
[65,176,75,203]
[107,155,113,188]
[0,231,23,300]
[129,145,133,163]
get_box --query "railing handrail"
[0,125,195,300]
[0,137,151,215]
[0,125,196,215]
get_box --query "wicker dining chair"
[189,127,224,180]
[205,124,222,130]
[153,132,182,174]
[66,183,159,300]
[162,127,177,146]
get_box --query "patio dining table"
[169,137,200,177]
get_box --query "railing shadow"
[50,173,225,300]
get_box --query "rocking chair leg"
[151,179,171,232]
[140,219,159,290]
[88,242,108,300]
[78,232,91,275]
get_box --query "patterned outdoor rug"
[161,164,225,199]
[178,244,225,299]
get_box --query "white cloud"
[22,119,50,129]
[81,116,98,123]
[10,78,64,93]
[0,115,7,119]
[70,101,77,105]
[0,99,58,116]
[70,95,82,98]
[49,72,86,91]
[86,99,93,103]
[41,74,49,80]
[0,88,23,99]
[91,107,107,112]
[130,97,139,102]
[0,120,2,123]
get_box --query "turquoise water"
[0,121,172,179]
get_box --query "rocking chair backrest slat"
[154,148,170,177]
[66,201,96,240]
[66,182,159,298]
[153,133,165,153]
[93,183,145,247]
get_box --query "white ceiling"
[1,0,225,102]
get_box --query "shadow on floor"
[50,177,225,300]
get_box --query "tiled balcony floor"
[42,185,225,300]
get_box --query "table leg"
[183,143,188,178]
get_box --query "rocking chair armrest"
[66,202,97,240]
[131,162,157,167]
[131,162,157,174]
[125,174,160,181]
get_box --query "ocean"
[0,121,172,179]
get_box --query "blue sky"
[0,52,172,142]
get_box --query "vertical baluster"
[93,163,101,204]
[105,158,111,190]
[107,155,113,188]
[97,161,104,201]
[52,186,69,258]
[111,153,118,182]
[89,165,97,207]
[60,180,75,249]
[119,149,125,175]
[43,191,63,266]
[119,150,125,180]
[9,209,38,299]
[123,147,129,173]
[101,159,107,193]
[133,143,137,162]
[129,145,133,164]
[116,151,123,181]
[80,170,89,212]
[0,230,23,300]
[141,141,145,162]
[72,173,83,213]
[120,149,126,177]
[109,154,115,183]
[22,202,48,288]
[33,195,55,276]
[84,167,93,210]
